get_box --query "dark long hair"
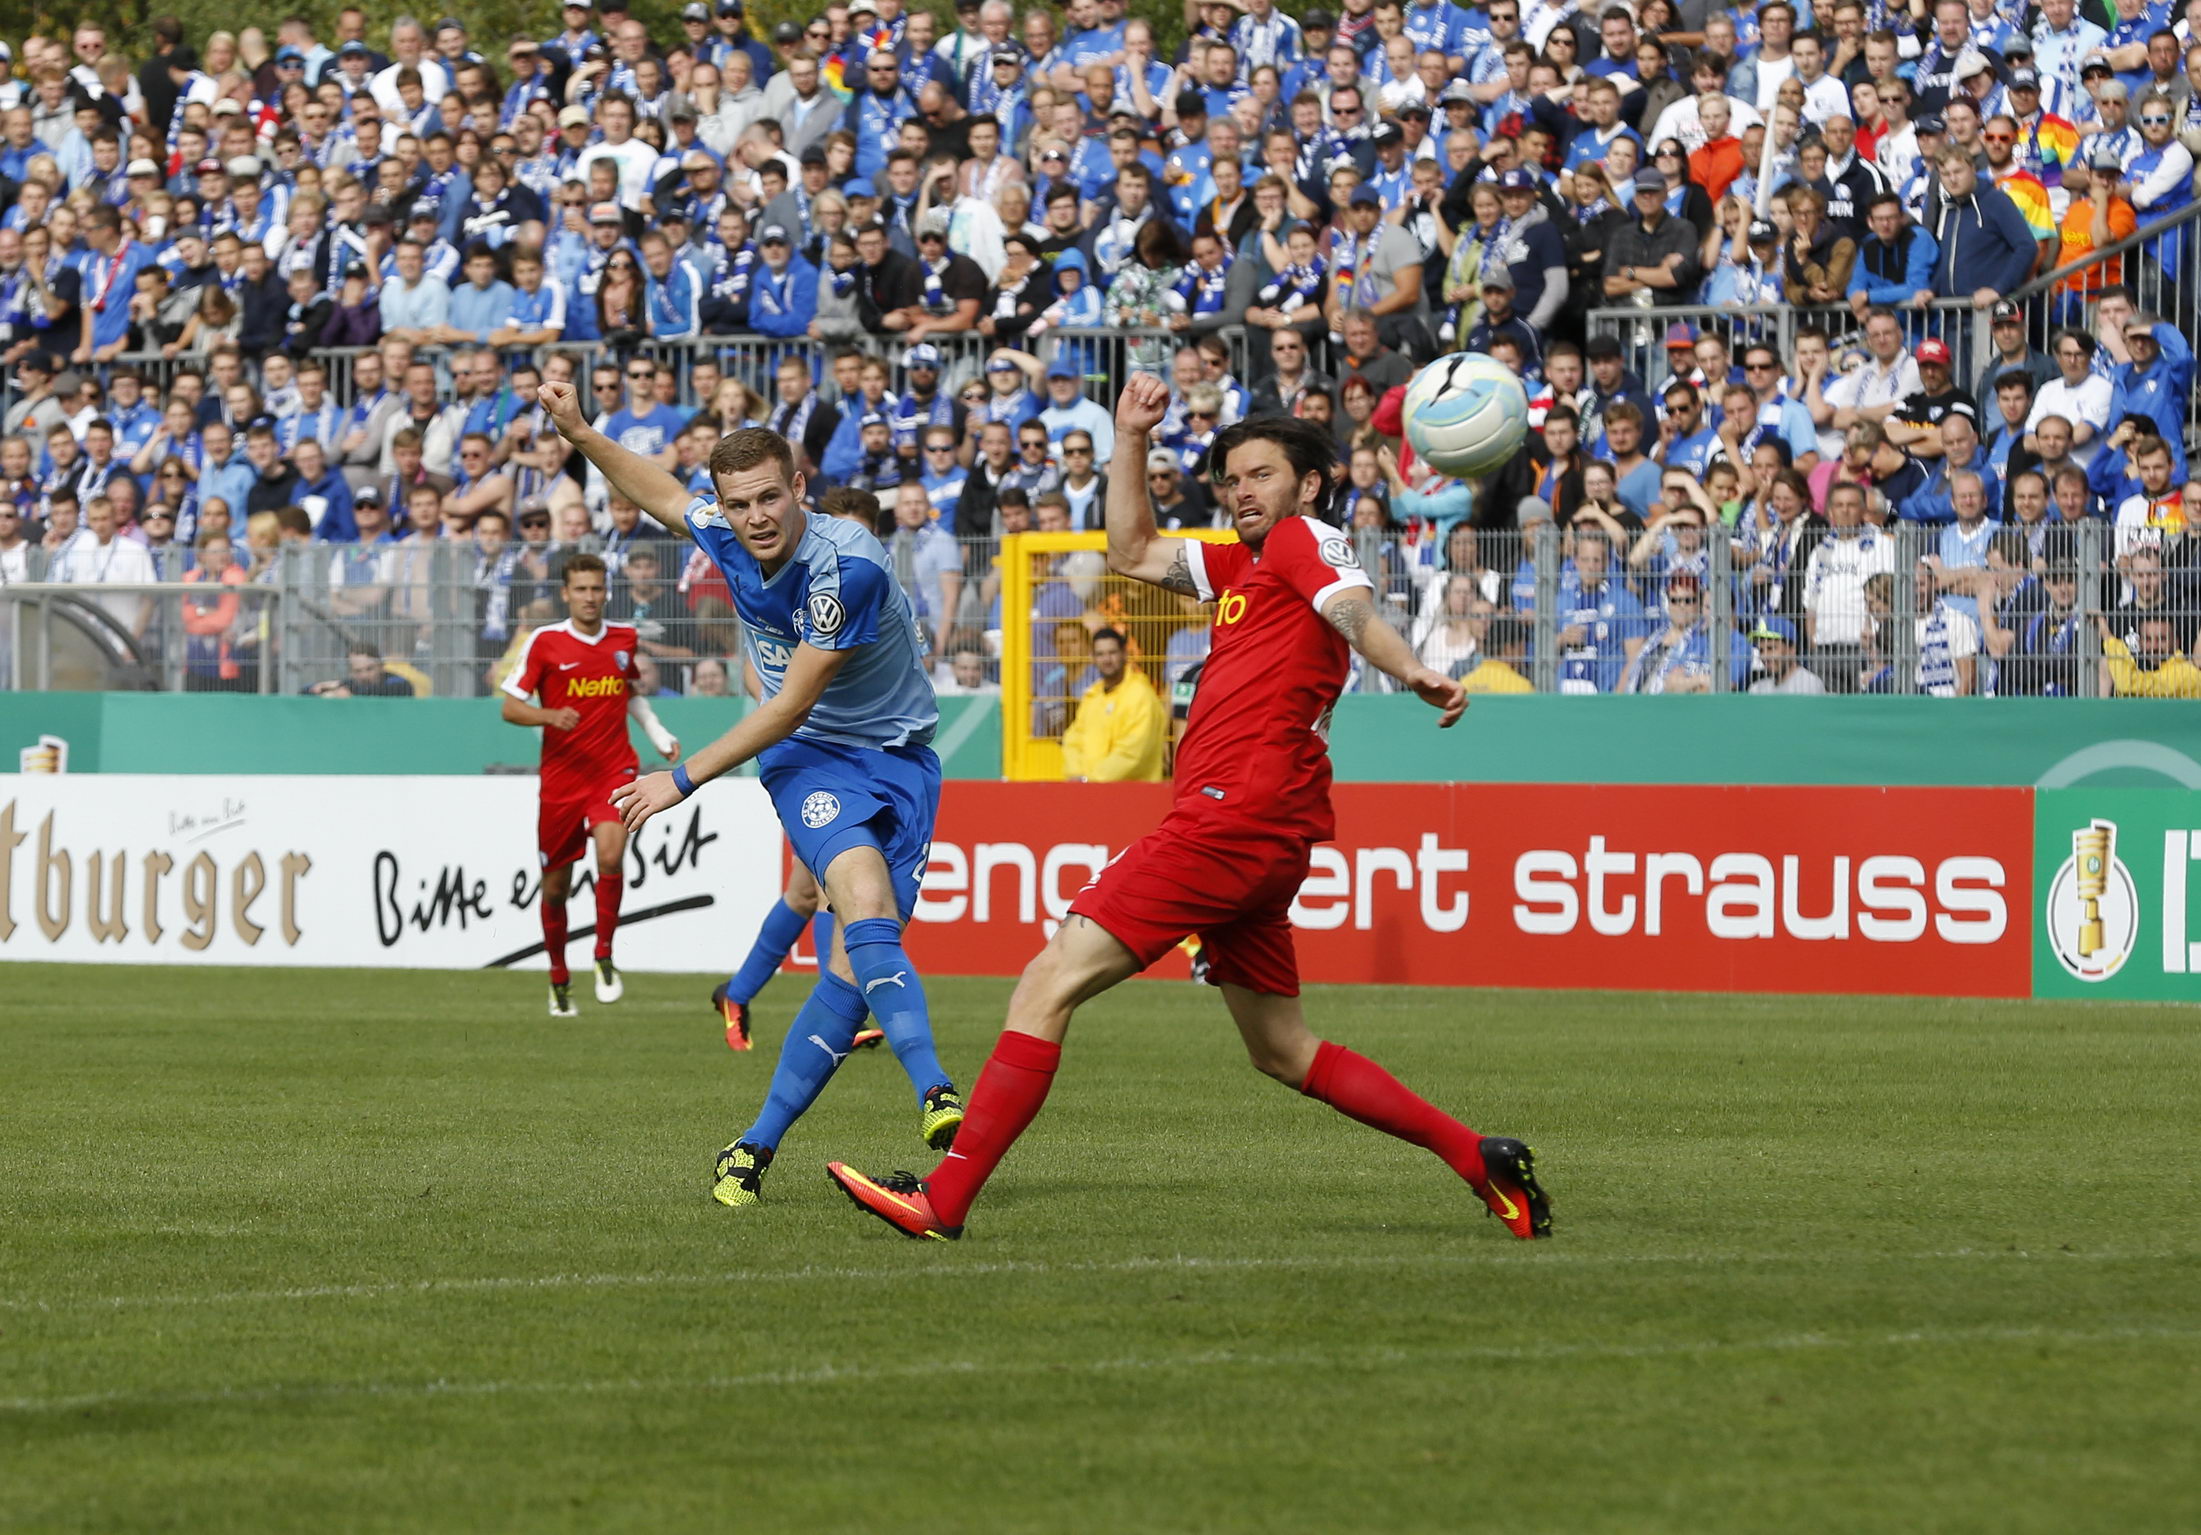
[1210,413,1340,524]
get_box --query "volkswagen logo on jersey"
[806,592,845,637]
[1317,533,1357,569]
[801,791,842,828]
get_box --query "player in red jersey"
[501,553,680,1016]
[828,375,1553,1241]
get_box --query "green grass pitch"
[2,963,2197,1534]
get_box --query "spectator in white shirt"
[1825,308,1924,432]
[2025,328,2114,463]
[49,493,155,637]
[1802,479,1895,689]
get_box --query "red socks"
[1301,1040,1487,1187]
[925,1029,1061,1227]
[543,899,570,987]
[593,867,623,962]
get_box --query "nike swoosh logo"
[558,661,580,670]
[863,970,908,996]
[942,1151,967,1160]
[849,1170,925,1217]
[808,1033,851,1063]
[1489,1186,1521,1222]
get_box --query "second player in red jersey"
[501,554,679,1016]
[829,375,1554,1244]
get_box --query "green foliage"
[22,0,1189,75]
[4,964,2198,1532]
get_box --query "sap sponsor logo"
[1510,837,2008,944]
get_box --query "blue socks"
[740,971,868,1151]
[725,898,836,1005]
[841,916,952,1103]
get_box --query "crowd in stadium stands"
[1,0,2199,706]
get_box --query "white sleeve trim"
[1181,535,1217,601]
[1309,569,1376,614]
[500,627,542,700]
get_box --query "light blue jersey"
[683,499,938,751]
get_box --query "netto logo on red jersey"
[1216,589,1251,625]
[565,676,627,699]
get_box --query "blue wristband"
[671,762,696,798]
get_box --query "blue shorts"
[759,736,940,922]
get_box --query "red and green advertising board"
[869,783,2201,1003]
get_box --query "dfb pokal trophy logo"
[2045,818,2140,982]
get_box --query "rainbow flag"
[1996,167,2056,242]
[2022,111,2081,186]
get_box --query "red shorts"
[538,784,626,869]
[1070,810,1314,996]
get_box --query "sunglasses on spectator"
[628,369,654,379]
[519,515,549,527]
[144,511,174,521]
[1983,131,2015,143]
[1668,592,1700,604]
[925,443,955,452]
[1187,409,1217,420]
[2142,115,2173,125]
[1745,360,1777,370]
[160,466,188,476]
[1065,445,1092,455]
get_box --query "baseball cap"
[773,20,802,43]
[1747,218,1778,243]
[1914,337,1952,365]
[1954,52,1992,80]
[1045,354,1080,378]
[2081,51,2112,76]
[916,208,951,238]
[718,0,744,14]
[1633,166,1668,193]
[2088,143,2124,171]
[275,45,306,64]
[682,1,709,18]
[338,38,369,56]
[849,0,877,16]
[1480,269,1515,291]
[353,484,384,506]
[212,99,243,117]
[1348,183,1382,207]
[799,143,828,167]
[225,155,262,179]
[986,355,1021,374]
[409,199,441,220]
[588,201,624,224]
[1497,167,1536,192]
[1664,320,1697,349]
[1303,7,1336,27]
[1915,114,1946,135]
[1175,89,1208,118]
[1990,299,2022,323]
[125,158,160,178]
[906,343,942,368]
[758,223,790,244]
[859,411,888,430]
[1148,448,1180,473]
[2009,67,2041,90]
[993,47,1023,67]
[2002,35,2034,57]
[1750,615,1798,645]
[1439,80,1476,106]
[843,179,877,198]
[195,156,225,175]
[1372,121,1403,146]
[558,104,590,127]
[1943,399,1978,423]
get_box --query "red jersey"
[1176,516,1374,841]
[502,620,642,801]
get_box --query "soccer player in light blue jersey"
[541,382,964,1210]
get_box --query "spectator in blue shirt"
[1928,151,2036,302]
[745,223,819,337]
[639,229,701,338]
[2106,312,2195,474]
[441,242,517,344]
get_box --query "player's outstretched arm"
[1103,373,1202,593]
[609,642,854,832]
[1321,589,1467,728]
[537,379,695,539]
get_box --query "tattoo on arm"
[1324,594,1374,647]
[1156,543,1199,596]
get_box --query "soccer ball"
[1402,352,1531,480]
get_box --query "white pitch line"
[5,1324,2199,1417]
[0,1247,2181,1317]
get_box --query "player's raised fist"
[538,380,585,438]
[1116,373,1172,437]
